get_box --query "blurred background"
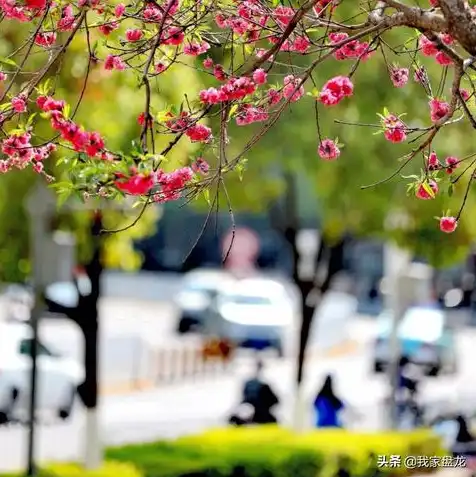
[2,2,476,475]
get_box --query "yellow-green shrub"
[106,426,446,477]
[41,462,142,477]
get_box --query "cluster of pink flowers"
[429,98,450,123]
[125,29,144,42]
[329,33,372,61]
[11,94,27,113]
[35,32,56,47]
[426,151,460,174]
[390,66,409,88]
[192,157,210,175]
[382,114,407,143]
[183,41,210,56]
[319,76,354,106]
[419,34,453,66]
[185,124,212,142]
[163,112,211,142]
[115,164,196,201]
[0,0,44,21]
[38,95,107,158]
[314,0,339,16]
[104,55,127,71]
[115,171,155,196]
[200,76,257,104]
[215,1,265,38]
[283,75,305,102]
[1,131,55,174]
[236,105,269,126]
[153,166,193,202]
[268,35,310,54]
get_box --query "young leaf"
[202,188,211,205]
[448,184,454,197]
[0,57,17,67]
[422,181,435,198]
[228,104,238,119]
[62,103,71,120]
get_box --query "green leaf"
[228,104,238,119]
[448,184,454,197]
[0,103,10,112]
[383,107,390,117]
[37,78,52,96]
[202,188,210,205]
[0,56,17,67]
[244,44,254,55]
[57,188,72,208]
[62,103,71,120]
[422,181,435,198]
[26,113,37,127]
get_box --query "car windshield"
[184,282,219,294]
[378,308,444,342]
[222,294,273,306]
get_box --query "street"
[0,317,475,472]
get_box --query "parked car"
[208,278,294,356]
[174,269,236,334]
[0,323,85,424]
[373,306,457,376]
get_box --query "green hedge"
[2,427,445,477]
[105,426,445,477]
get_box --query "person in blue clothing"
[313,374,345,428]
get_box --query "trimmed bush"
[1,427,445,477]
[41,462,142,477]
[106,426,445,477]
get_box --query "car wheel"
[177,318,192,334]
[0,388,19,425]
[428,365,440,377]
[373,361,384,373]
[58,387,76,421]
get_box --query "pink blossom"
[12,96,27,113]
[126,29,143,42]
[114,3,125,17]
[390,67,409,88]
[318,139,340,160]
[185,124,212,143]
[429,98,450,122]
[283,75,304,102]
[252,68,267,85]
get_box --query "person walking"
[230,359,279,425]
[313,374,345,428]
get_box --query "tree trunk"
[43,212,103,469]
[79,213,103,469]
[277,171,347,431]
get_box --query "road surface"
[0,318,475,472]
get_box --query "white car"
[174,269,236,333]
[0,323,85,424]
[212,278,295,356]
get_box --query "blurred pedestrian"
[313,374,345,428]
[239,359,279,424]
[396,356,422,428]
[452,415,476,457]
